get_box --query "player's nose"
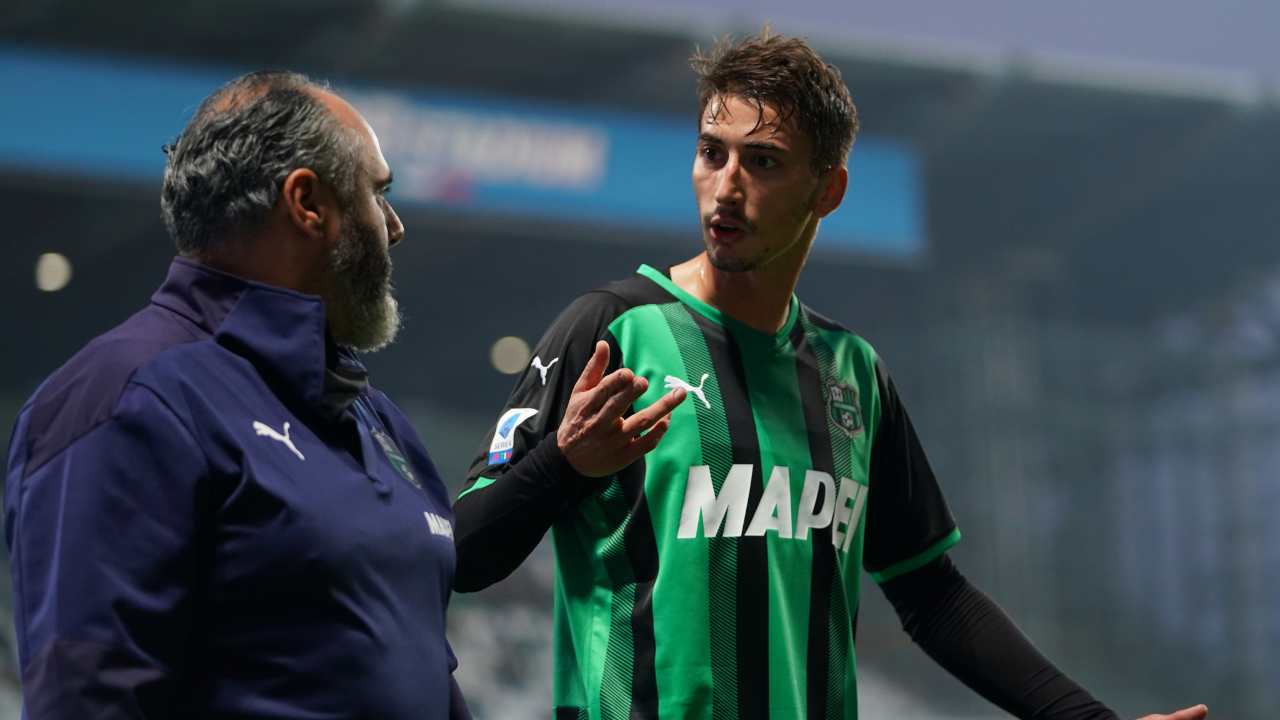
[714,157,746,205]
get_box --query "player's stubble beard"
[703,183,821,273]
[324,211,401,353]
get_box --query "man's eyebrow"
[745,141,787,153]
[698,132,788,154]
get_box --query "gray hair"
[160,71,360,255]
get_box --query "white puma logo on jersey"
[664,373,710,409]
[253,420,305,461]
[531,355,559,386]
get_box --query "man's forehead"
[313,88,363,131]
[361,123,392,181]
[317,89,392,178]
[701,94,795,139]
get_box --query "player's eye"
[752,154,779,170]
[698,144,724,163]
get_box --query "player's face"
[692,94,823,273]
[324,112,405,352]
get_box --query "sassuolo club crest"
[826,381,863,437]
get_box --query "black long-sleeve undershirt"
[453,434,595,592]
[880,554,1119,720]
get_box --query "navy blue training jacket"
[5,258,469,719]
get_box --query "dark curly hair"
[691,29,859,174]
[160,71,359,255]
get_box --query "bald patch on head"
[188,73,363,151]
[202,81,270,114]
[309,89,357,129]
[193,72,310,121]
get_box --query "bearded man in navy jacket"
[5,71,470,720]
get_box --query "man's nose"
[385,201,405,247]
[714,156,745,206]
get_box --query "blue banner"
[0,47,925,259]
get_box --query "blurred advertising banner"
[1,47,925,259]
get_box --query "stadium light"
[35,253,72,292]
[490,336,531,375]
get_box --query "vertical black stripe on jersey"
[555,708,588,720]
[689,311,769,720]
[622,456,660,718]
[791,321,837,720]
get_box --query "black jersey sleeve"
[453,290,631,592]
[862,356,961,583]
[881,554,1118,720]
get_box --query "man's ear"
[280,168,337,239]
[813,165,848,219]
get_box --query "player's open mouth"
[709,217,747,242]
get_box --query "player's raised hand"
[557,340,686,478]
[1137,704,1208,720]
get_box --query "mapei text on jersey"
[677,465,866,551]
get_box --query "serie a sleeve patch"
[487,408,539,465]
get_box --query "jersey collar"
[637,264,800,350]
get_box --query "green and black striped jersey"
[455,264,960,720]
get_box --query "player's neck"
[671,248,808,334]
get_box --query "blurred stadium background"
[3,1,1278,717]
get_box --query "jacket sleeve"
[5,381,209,719]
[452,290,628,592]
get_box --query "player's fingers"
[574,367,634,419]
[572,341,610,393]
[593,374,649,427]
[627,416,672,456]
[621,388,686,436]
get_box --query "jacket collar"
[150,257,367,415]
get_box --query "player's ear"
[813,165,847,219]
[280,168,340,240]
